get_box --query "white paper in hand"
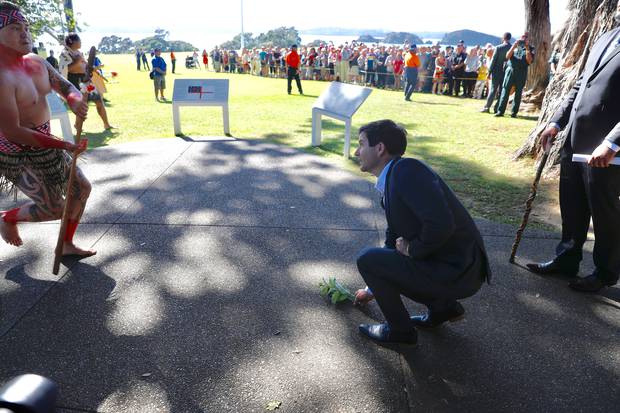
[572,154,620,165]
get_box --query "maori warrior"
[0,1,95,258]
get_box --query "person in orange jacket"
[285,44,303,95]
[403,44,420,101]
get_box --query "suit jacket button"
[586,83,591,88]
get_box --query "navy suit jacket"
[383,158,491,285]
[551,27,620,154]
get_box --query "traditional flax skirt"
[0,122,70,199]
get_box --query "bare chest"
[13,66,51,110]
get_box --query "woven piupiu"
[0,122,70,199]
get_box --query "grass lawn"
[66,53,559,227]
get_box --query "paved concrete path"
[1,138,618,412]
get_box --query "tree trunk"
[515,0,618,173]
[63,0,76,32]
[524,0,552,92]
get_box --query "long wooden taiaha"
[52,46,96,275]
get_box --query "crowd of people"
[178,42,495,98]
[148,34,536,116]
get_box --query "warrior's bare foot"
[62,242,97,258]
[0,221,22,246]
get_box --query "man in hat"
[285,44,303,95]
[0,1,95,257]
[403,44,420,101]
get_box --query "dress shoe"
[411,302,465,328]
[510,113,517,118]
[569,274,616,293]
[358,323,417,344]
[526,260,578,277]
[494,113,504,117]
[480,107,490,113]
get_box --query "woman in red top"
[202,49,208,70]
[393,52,404,90]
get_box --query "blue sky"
[70,0,570,49]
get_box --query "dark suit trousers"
[357,247,483,332]
[556,157,620,283]
[453,70,465,96]
[484,73,503,111]
[287,67,303,94]
[404,67,418,100]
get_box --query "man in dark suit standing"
[481,32,511,113]
[527,6,620,293]
[353,120,491,344]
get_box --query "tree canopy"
[13,0,66,42]
[97,29,196,54]
[220,27,301,49]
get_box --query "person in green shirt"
[495,32,535,118]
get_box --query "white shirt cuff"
[604,139,620,153]
[549,122,561,131]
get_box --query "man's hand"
[396,237,410,257]
[354,289,374,306]
[588,142,617,167]
[541,126,559,152]
[67,92,88,119]
[70,138,88,156]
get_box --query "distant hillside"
[414,31,447,39]
[383,32,424,45]
[441,30,501,46]
[300,27,387,37]
[358,34,379,43]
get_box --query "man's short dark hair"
[503,32,512,41]
[359,120,407,156]
[65,33,80,46]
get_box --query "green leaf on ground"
[320,277,355,304]
[266,400,282,410]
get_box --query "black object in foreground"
[0,374,58,413]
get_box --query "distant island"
[441,30,501,46]
[301,27,501,46]
[357,34,379,43]
[382,32,424,45]
[301,27,387,37]
[217,27,502,50]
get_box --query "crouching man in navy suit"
[353,120,491,345]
